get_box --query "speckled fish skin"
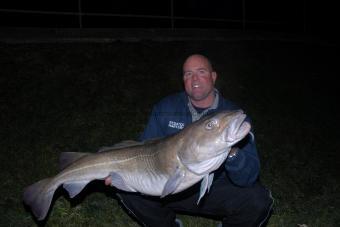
[23,110,251,221]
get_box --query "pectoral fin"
[207,173,214,193]
[161,167,185,198]
[197,173,214,204]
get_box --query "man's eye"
[184,72,192,78]
[198,70,208,76]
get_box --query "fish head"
[178,110,251,174]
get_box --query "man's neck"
[190,92,216,109]
[187,90,219,122]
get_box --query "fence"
[0,0,308,33]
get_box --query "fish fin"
[23,178,56,220]
[143,137,162,144]
[197,173,214,204]
[109,172,135,192]
[98,140,143,152]
[197,175,209,204]
[207,173,214,193]
[59,152,89,170]
[63,181,90,198]
[161,167,185,198]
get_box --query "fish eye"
[205,120,217,130]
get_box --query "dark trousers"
[116,172,273,227]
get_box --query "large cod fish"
[23,110,251,221]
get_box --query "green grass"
[0,38,339,226]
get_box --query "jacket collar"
[187,89,219,122]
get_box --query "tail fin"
[23,178,56,220]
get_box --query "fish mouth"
[224,112,251,144]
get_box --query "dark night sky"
[0,0,338,37]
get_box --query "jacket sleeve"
[224,127,260,187]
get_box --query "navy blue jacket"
[139,91,260,187]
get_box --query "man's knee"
[221,183,273,226]
[243,184,273,225]
[116,192,177,227]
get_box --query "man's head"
[183,54,217,108]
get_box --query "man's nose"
[192,73,199,80]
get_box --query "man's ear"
[212,71,217,83]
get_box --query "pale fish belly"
[184,152,229,176]
[173,152,230,193]
[122,170,169,196]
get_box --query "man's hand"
[228,147,239,159]
[104,177,112,186]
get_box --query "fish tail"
[23,178,56,220]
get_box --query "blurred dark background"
[0,0,338,39]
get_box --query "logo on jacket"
[168,121,185,130]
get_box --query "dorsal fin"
[97,140,143,152]
[59,152,89,170]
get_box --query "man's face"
[183,55,217,103]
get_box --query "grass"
[0,37,339,226]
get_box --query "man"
[106,54,273,227]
